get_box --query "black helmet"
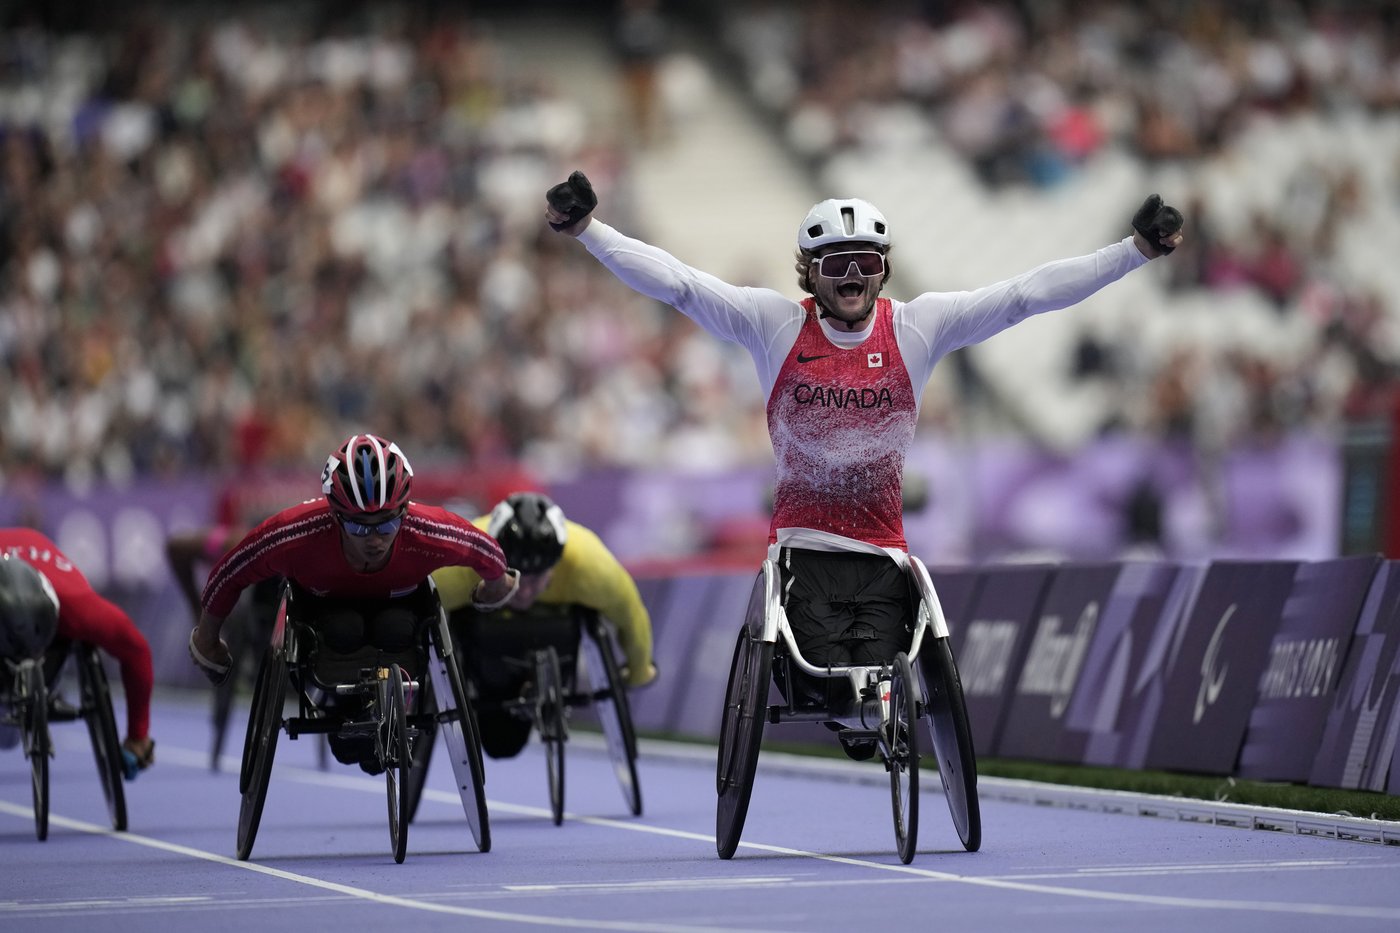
[0,555,59,660]
[487,492,568,574]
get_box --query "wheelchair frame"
[447,606,643,826]
[235,578,490,863]
[2,640,128,841]
[715,555,980,863]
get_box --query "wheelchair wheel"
[920,636,981,852]
[888,652,920,864]
[404,676,437,825]
[76,645,127,832]
[237,646,288,861]
[21,666,50,841]
[580,618,642,817]
[211,610,257,771]
[715,625,772,860]
[427,624,490,853]
[535,647,567,826]
[385,663,412,864]
[576,616,641,812]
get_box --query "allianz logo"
[1016,603,1098,718]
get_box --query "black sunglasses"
[817,250,885,278]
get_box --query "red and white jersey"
[579,220,1150,555]
[201,500,507,618]
[767,298,916,549]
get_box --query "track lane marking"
[22,737,1400,923]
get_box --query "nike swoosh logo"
[796,353,831,363]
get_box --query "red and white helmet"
[797,198,890,251]
[321,433,415,517]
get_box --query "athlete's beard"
[817,297,877,330]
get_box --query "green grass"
[722,733,1400,822]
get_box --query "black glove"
[546,170,598,231]
[1131,193,1184,255]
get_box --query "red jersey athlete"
[0,527,157,777]
[188,433,519,686]
[546,172,1183,757]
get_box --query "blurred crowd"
[724,0,1400,447]
[4,0,1400,495]
[0,2,728,491]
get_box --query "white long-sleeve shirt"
[578,221,1150,557]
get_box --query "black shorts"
[775,547,913,704]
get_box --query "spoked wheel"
[887,652,920,864]
[427,624,490,853]
[211,613,253,771]
[580,618,642,816]
[920,636,981,852]
[236,646,288,861]
[715,623,772,860]
[76,646,127,832]
[19,664,50,841]
[384,663,413,864]
[535,647,567,826]
[404,675,437,825]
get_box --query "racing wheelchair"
[426,603,642,826]
[237,578,489,863]
[1,639,129,840]
[715,556,980,863]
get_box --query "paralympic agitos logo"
[792,383,894,409]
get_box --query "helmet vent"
[840,207,855,236]
[807,224,824,239]
[874,220,886,235]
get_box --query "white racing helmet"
[797,198,890,251]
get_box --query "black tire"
[77,645,127,832]
[23,667,50,842]
[236,647,287,861]
[537,647,566,826]
[404,675,436,825]
[715,617,772,859]
[920,637,981,852]
[889,652,920,864]
[385,663,412,864]
[581,618,642,816]
[427,623,490,853]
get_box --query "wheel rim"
[26,671,49,842]
[427,623,491,853]
[582,622,642,816]
[79,647,127,832]
[715,618,771,860]
[386,664,411,863]
[237,648,286,860]
[539,648,566,826]
[889,653,920,864]
[922,638,981,852]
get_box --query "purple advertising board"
[664,571,764,739]
[925,566,984,644]
[1143,561,1299,775]
[1309,561,1400,792]
[1062,561,1187,768]
[996,563,1125,762]
[1236,556,1381,782]
[949,563,1055,756]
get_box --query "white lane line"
[250,751,1400,922]
[31,740,1400,923]
[0,800,770,933]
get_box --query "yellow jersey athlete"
[433,492,656,759]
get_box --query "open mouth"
[837,282,864,298]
